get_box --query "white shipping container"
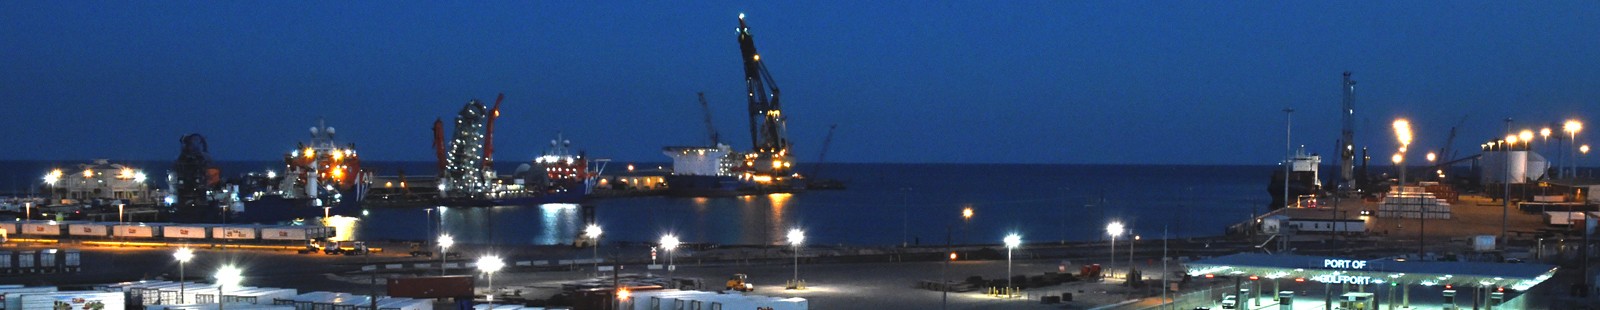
[68,223,110,237]
[114,224,161,238]
[19,222,62,236]
[163,226,211,239]
[261,227,310,241]
[212,226,259,240]
[146,304,294,310]
[0,223,16,236]
[0,287,58,310]
[17,291,125,310]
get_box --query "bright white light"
[585,224,603,239]
[787,228,805,246]
[477,255,505,273]
[739,13,745,19]
[1003,233,1022,249]
[438,234,455,249]
[1107,222,1124,237]
[134,171,147,183]
[174,248,195,263]
[215,265,244,287]
[661,234,680,250]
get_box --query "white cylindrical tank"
[1507,151,1528,184]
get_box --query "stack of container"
[16,291,124,310]
[624,290,807,310]
[1376,189,1453,219]
[0,286,59,309]
[274,292,432,310]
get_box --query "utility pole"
[1504,118,1512,247]
[1284,108,1295,210]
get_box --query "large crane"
[1338,72,1357,192]
[484,93,504,171]
[737,14,793,178]
[697,92,720,145]
[812,124,836,178]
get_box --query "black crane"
[738,14,793,177]
[811,124,836,178]
[697,92,720,145]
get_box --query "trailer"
[627,290,807,310]
[0,223,16,236]
[35,250,57,274]
[212,225,260,240]
[163,225,213,239]
[371,298,432,310]
[261,227,331,242]
[146,304,295,310]
[18,221,67,236]
[16,291,125,310]
[113,224,164,238]
[220,288,298,305]
[68,223,110,237]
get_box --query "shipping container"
[385,276,472,299]
[146,304,295,310]
[0,223,17,236]
[212,226,260,240]
[0,287,58,310]
[68,223,110,237]
[19,221,65,236]
[114,224,163,238]
[222,288,298,305]
[261,227,332,241]
[16,290,125,310]
[163,225,212,239]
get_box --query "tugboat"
[1267,146,1322,210]
[233,119,370,223]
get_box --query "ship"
[1267,146,1321,210]
[231,119,371,223]
[662,144,752,197]
[364,96,597,207]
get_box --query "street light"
[477,256,505,310]
[662,234,680,286]
[1107,221,1123,277]
[1393,119,1412,186]
[1004,233,1022,296]
[962,207,973,221]
[1565,120,1583,179]
[788,228,805,288]
[1520,129,1534,146]
[118,203,125,224]
[215,265,243,310]
[437,234,454,276]
[174,248,194,303]
[586,224,602,275]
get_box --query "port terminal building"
[1186,253,1557,309]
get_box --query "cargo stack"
[1376,187,1453,219]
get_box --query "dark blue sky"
[3,1,1597,164]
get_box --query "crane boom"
[1339,72,1356,191]
[812,124,836,178]
[484,93,504,170]
[737,14,792,176]
[698,92,720,145]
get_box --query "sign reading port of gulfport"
[1323,259,1367,270]
[1311,274,1374,285]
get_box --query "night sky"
[3,1,1597,165]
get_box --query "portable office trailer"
[212,225,260,240]
[16,291,125,310]
[221,288,298,305]
[114,224,164,238]
[163,225,212,239]
[145,304,296,310]
[0,287,58,310]
[68,223,110,237]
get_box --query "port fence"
[1132,281,1248,310]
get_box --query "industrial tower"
[1339,72,1357,192]
[737,14,794,179]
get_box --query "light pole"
[661,234,680,286]
[118,203,125,224]
[215,265,242,310]
[1505,119,1515,246]
[174,248,194,304]
[1566,120,1583,179]
[586,224,603,275]
[438,234,454,276]
[1003,233,1021,297]
[1129,234,1139,273]
[1107,222,1123,279]
[788,228,805,289]
[23,202,31,221]
[477,256,504,309]
[424,208,435,240]
[1283,108,1294,210]
[901,187,911,247]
